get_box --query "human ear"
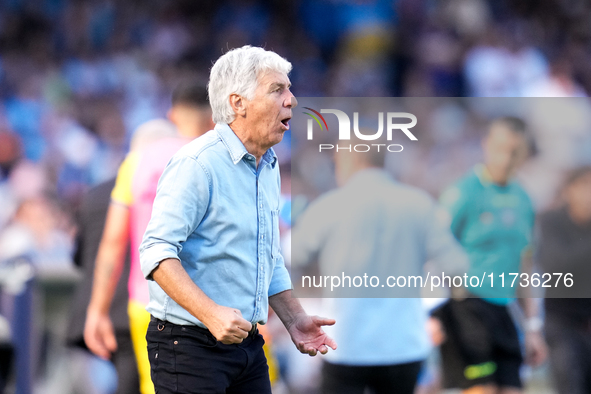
[229,93,246,117]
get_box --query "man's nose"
[287,96,298,109]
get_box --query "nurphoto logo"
[303,107,418,153]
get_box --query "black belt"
[150,315,258,337]
[248,323,259,336]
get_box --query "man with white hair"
[140,46,337,393]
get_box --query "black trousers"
[321,360,422,394]
[0,342,13,394]
[433,298,522,390]
[112,331,141,394]
[146,318,271,394]
[545,312,591,394]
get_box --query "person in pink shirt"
[84,84,213,394]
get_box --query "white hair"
[208,45,292,125]
[130,119,178,152]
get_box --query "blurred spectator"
[4,76,48,162]
[0,127,49,208]
[0,313,11,394]
[525,57,587,97]
[66,178,140,394]
[518,97,591,210]
[0,196,72,269]
[0,130,21,180]
[292,135,468,394]
[84,118,178,394]
[536,166,591,394]
[0,130,22,230]
[85,83,213,394]
[0,195,73,393]
[464,24,549,97]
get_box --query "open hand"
[287,314,337,356]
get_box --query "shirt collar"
[474,163,514,188]
[215,123,277,168]
[474,163,492,186]
[261,147,278,168]
[345,167,391,187]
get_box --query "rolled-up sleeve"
[268,253,292,297]
[140,154,210,279]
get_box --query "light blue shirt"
[140,123,292,327]
[292,169,468,365]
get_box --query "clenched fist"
[202,304,253,344]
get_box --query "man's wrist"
[195,299,219,327]
[269,290,306,331]
[524,316,543,333]
[87,299,110,315]
[283,310,307,332]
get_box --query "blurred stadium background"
[1,0,591,393]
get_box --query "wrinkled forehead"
[256,70,291,88]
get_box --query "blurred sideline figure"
[84,119,176,394]
[536,166,591,394]
[67,178,140,394]
[0,131,22,230]
[291,134,468,394]
[0,131,23,393]
[84,83,213,394]
[0,314,11,394]
[432,117,547,394]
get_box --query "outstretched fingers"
[323,336,337,351]
[312,316,336,327]
[297,341,318,356]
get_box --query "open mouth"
[280,117,291,128]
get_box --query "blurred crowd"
[1,0,591,393]
[1,0,591,209]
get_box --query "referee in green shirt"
[432,117,547,394]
